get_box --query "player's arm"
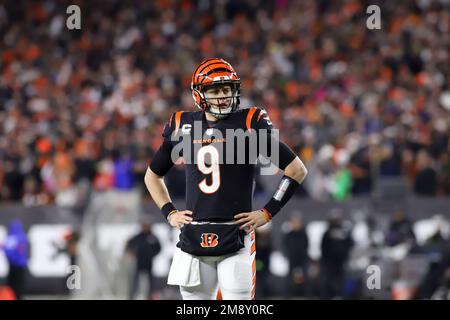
[145,115,192,229]
[282,155,308,184]
[234,155,307,234]
[234,108,308,233]
[144,166,177,213]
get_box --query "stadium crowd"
[0,0,449,207]
[1,0,450,300]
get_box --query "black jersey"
[151,107,289,221]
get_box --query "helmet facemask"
[192,81,241,119]
[191,58,241,119]
[203,82,240,119]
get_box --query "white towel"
[167,247,201,287]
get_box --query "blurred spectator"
[113,152,136,191]
[1,161,24,201]
[386,210,416,247]
[348,147,373,196]
[52,229,81,295]
[415,249,450,300]
[379,144,402,177]
[437,152,450,195]
[0,0,449,203]
[1,220,29,300]
[319,209,354,299]
[255,225,272,299]
[414,218,450,299]
[125,219,161,300]
[331,164,353,201]
[414,150,438,196]
[93,157,115,191]
[74,147,97,184]
[21,176,51,207]
[0,285,16,300]
[282,212,309,298]
[64,230,81,267]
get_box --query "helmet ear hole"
[192,89,205,110]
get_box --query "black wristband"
[263,175,299,218]
[263,198,281,217]
[161,202,177,220]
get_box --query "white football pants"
[171,231,256,300]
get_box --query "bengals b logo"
[200,233,219,248]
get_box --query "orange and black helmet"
[191,58,241,118]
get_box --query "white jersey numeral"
[197,145,221,194]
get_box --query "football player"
[145,58,307,300]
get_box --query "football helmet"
[191,58,241,119]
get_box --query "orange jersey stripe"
[250,242,256,256]
[246,107,257,131]
[251,231,256,300]
[251,258,256,300]
[174,111,183,134]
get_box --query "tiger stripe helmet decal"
[191,58,241,119]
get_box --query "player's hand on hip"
[168,210,193,229]
[234,209,271,234]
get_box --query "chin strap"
[207,107,233,119]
